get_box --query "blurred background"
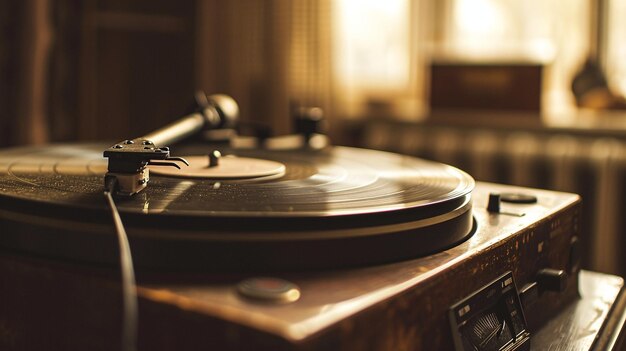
[3,0,619,144]
[1,0,626,275]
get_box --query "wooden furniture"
[534,270,626,351]
[2,248,623,351]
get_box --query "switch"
[536,268,567,293]
[519,282,539,309]
[568,236,581,274]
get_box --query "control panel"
[449,272,530,351]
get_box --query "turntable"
[0,93,623,351]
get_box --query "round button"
[237,277,301,303]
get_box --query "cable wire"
[104,179,138,351]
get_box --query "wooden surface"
[0,182,584,350]
[135,183,580,346]
[533,270,626,351]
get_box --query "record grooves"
[0,144,475,271]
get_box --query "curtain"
[0,0,52,146]
[195,0,332,136]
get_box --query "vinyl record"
[0,144,475,271]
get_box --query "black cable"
[104,178,138,351]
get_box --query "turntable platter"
[0,144,475,270]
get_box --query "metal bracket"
[103,139,189,196]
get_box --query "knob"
[192,91,240,130]
[208,150,221,167]
[487,193,501,213]
[207,94,239,129]
[500,192,537,204]
[293,107,326,138]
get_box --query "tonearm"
[103,92,239,196]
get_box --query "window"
[332,0,591,117]
[332,0,421,118]
[606,0,626,95]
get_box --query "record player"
[0,93,615,350]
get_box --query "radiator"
[361,121,626,275]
